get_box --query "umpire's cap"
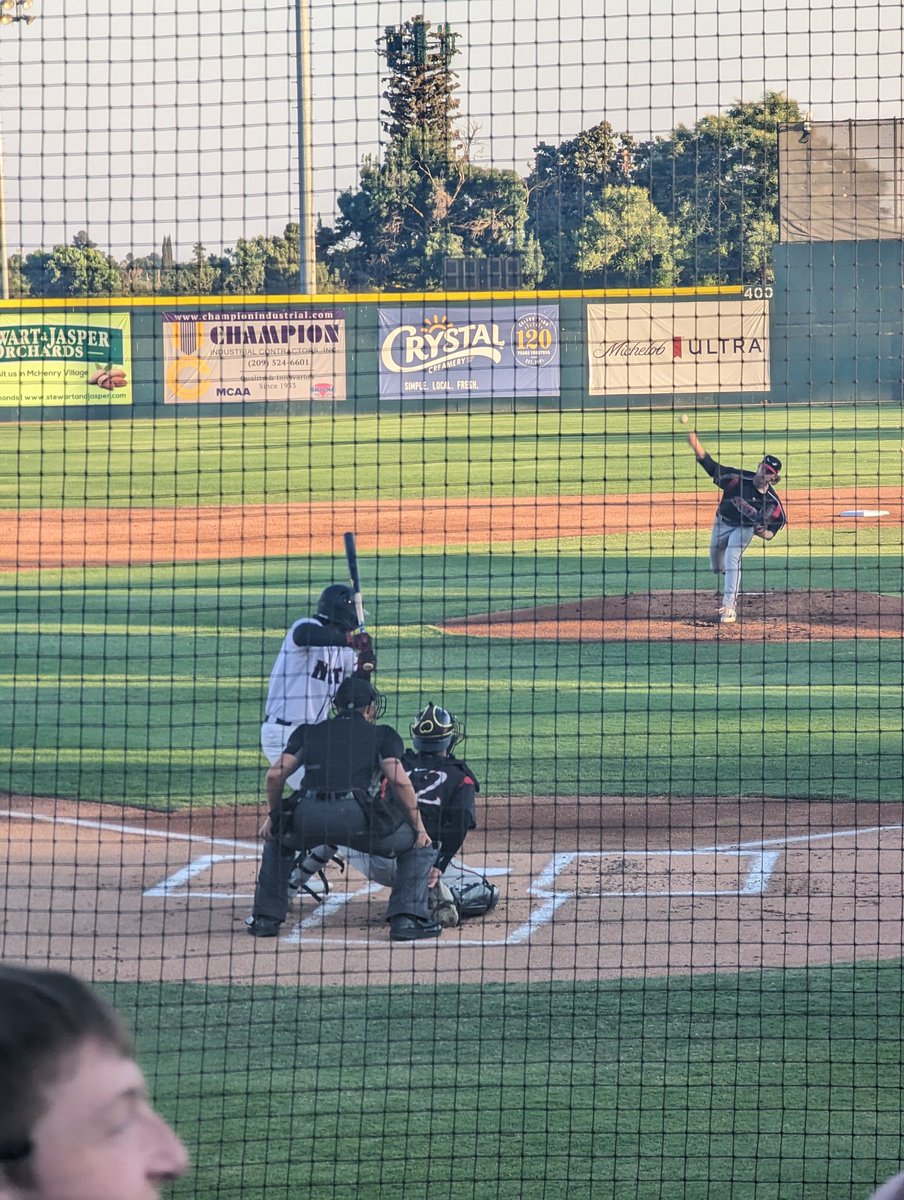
[762,454,782,476]
[333,676,384,715]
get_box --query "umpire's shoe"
[245,915,282,938]
[389,914,442,942]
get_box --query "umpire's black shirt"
[284,712,404,794]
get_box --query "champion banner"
[0,313,132,407]
[162,309,347,403]
[587,300,770,395]
[378,304,560,399]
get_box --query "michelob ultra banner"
[378,304,560,399]
[587,299,769,394]
[163,308,347,403]
[0,312,132,407]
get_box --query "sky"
[1,0,902,260]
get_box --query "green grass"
[3,405,904,805]
[2,540,903,805]
[102,963,904,1200]
[6,405,904,1200]
[3,405,904,507]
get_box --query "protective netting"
[1,3,904,1199]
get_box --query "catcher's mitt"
[428,879,461,928]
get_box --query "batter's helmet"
[315,583,359,631]
[410,703,461,753]
[333,676,386,718]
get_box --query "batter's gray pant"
[252,793,433,924]
[336,848,472,892]
[260,718,306,790]
[709,516,755,609]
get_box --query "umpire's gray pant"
[252,793,433,924]
[709,516,755,609]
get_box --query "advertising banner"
[163,308,346,403]
[0,312,132,407]
[378,304,560,399]
[587,300,769,394]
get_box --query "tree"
[7,254,29,298]
[379,14,460,154]
[162,242,221,294]
[22,243,122,297]
[526,121,635,286]
[219,224,301,293]
[322,17,539,289]
[574,186,687,286]
[635,91,804,284]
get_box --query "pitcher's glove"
[428,879,461,928]
[348,630,376,674]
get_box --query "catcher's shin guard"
[287,845,344,902]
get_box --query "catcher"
[687,430,786,625]
[289,703,499,927]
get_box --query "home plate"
[837,510,889,518]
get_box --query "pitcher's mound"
[442,589,904,642]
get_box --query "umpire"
[247,677,442,943]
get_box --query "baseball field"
[2,403,904,1198]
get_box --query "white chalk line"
[530,849,782,899]
[0,808,261,853]
[5,808,903,948]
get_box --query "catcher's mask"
[315,583,361,632]
[333,676,386,718]
[410,703,461,753]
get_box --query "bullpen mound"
[442,589,904,642]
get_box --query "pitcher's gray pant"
[252,793,433,924]
[709,516,755,609]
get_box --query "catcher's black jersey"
[698,453,786,533]
[403,750,479,872]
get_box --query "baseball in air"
[679,413,689,424]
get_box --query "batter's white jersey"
[264,617,357,726]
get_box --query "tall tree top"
[379,14,461,153]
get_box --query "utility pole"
[0,0,36,300]
[295,0,315,294]
[0,0,37,300]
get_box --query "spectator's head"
[0,963,189,1200]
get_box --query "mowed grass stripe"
[3,406,903,508]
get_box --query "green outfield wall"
[2,261,895,420]
[0,286,785,420]
[771,239,904,405]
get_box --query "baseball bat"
[343,531,366,632]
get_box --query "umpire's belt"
[300,788,407,839]
[301,789,363,804]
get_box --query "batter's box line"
[531,849,781,899]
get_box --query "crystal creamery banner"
[0,313,132,407]
[378,304,560,399]
[163,308,346,403]
[587,300,769,395]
